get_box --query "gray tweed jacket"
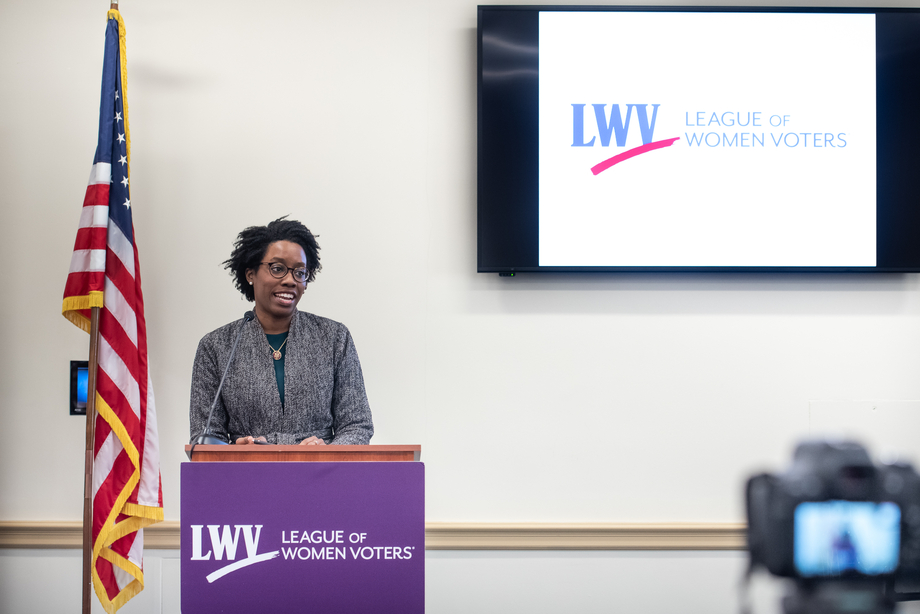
[189,310,373,445]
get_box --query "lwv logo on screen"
[570,103,680,175]
[190,524,280,583]
[571,103,661,147]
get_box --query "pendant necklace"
[268,336,288,361]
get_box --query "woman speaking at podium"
[189,218,373,446]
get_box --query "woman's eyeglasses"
[260,262,308,283]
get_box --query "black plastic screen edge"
[477,6,920,274]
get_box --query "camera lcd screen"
[794,501,901,576]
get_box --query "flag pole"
[82,8,110,610]
[82,306,101,614]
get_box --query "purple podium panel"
[181,462,424,613]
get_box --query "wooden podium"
[184,443,421,462]
[181,444,424,613]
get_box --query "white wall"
[10,549,920,614]
[4,549,920,614]
[3,0,920,612]
[1,549,781,614]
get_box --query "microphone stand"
[188,311,254,459]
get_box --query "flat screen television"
[478,6,920,274]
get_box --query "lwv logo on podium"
[190,524,280,583]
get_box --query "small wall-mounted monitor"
[478,6,920,273]
[70,360,88,415]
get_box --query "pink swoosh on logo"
[590,136,681,175]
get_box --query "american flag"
[62,10,163,613]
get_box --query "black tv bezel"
[477,5,920,274]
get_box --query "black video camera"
[747,440,920,581]
[746,441,920,614]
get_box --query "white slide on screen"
[538,11,877,267]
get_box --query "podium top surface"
[184,444,420,463]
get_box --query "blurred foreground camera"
[746,440,920,614]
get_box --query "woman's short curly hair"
[223,217,321,302]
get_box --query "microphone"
[189,311,255,455]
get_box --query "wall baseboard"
[425,522,746,550]
[0,521,746,551]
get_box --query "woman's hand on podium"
[235,436,267,445]
[298,436,327,446]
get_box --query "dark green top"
[265,332,289,407]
